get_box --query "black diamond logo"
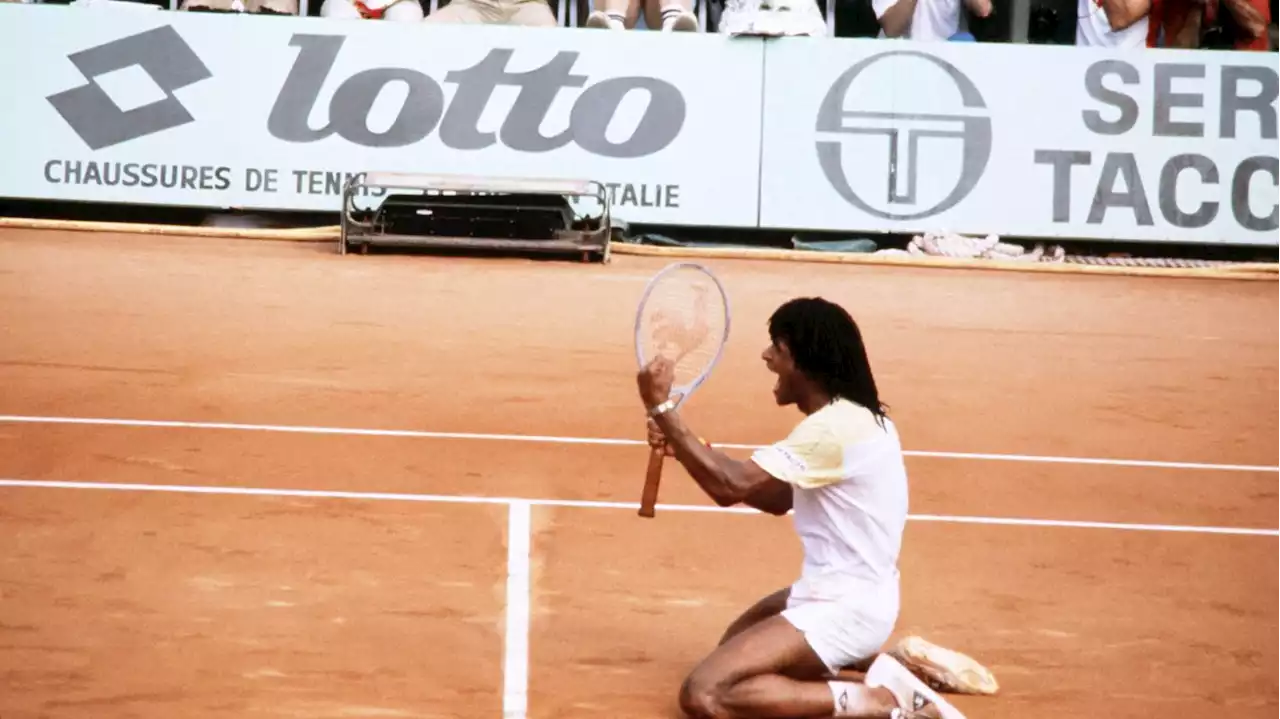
[47,25,212,150]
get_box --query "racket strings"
[637,271,728,389]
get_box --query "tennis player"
[637,297,971,719]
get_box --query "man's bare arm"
[877,0,919,37]
[650,409,789,509]
[964,0,992,18]
[1220,0,1269,39]
[741,480,793,516]
[1100,0,1151,31]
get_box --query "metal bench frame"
[339,172,612,262]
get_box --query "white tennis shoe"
[890,636,1000,696]
[864,654,966,719]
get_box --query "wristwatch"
[647,398,678,418]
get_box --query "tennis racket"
[634,262,731,518]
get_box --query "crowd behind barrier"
[1,0,1275,50]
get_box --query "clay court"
[0,227,1276,719]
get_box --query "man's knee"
[719,588,790,646]
[678,672,727,719]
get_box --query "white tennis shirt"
[1076,0,1149,47]
[871,0,962,41]
[751,398,908,604]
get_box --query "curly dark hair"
[767,297,888,421]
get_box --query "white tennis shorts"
[780,583,899,674]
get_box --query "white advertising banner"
[0,5,764,227]
[758,41,1279,247]
[1,5,1276,247]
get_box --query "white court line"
[503,501,531,719]
[0,478,1275,537]
[0,414,1275,474]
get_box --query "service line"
[0,414,1275,474]
[0,478,1275,537]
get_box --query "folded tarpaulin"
[790,237,879,253]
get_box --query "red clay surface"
[0,228,1276,719]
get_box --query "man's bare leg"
[681,615,899,719]
[718,589,878,677]
[719,588,790,646]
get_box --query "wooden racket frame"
[634,262,730,519]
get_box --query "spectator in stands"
[422,0,556,23]
[716,0,830,35]
[871,0,992,39]
[181,0,297,11]
[1075,0,1150,45]
[320,0,423,19]
[584,0,698,29]
[1148,0,1272,48]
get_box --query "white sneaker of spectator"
[585,9,627,28]
[719,0,827,36]
[321,0,424,20]
[181,0,297,12]
[68,0,162,9]
[586,0,698,30]
[422,0,556,26]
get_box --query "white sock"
[605,9,625,28]
[829,681,863,717]
[660,3,685,28]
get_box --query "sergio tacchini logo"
[47,26,212,151]
[815,50,992,221]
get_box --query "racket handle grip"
[638,445,665,518]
